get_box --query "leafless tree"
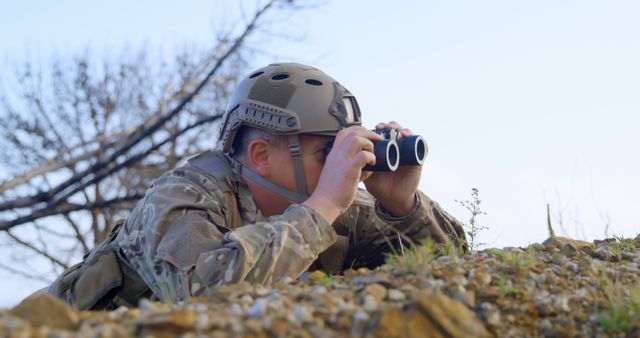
[0,0,308,283]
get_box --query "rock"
[353,309,369,321]
[247,298,269,318]
[479,302,501,327]
[452,289,475,308]
[244,318,263,333]
[141,308,197,330]
[3,235,639,337]
[213,281,251,298]
[593,238,616,245]
[254,285,270,297]
[588,314,601,324]
[543,236,594,255]
[416,291,491,338]
[279,276,293,284]
[552,296,570,313]
[622,251,638,261]
[593,245,614,261]
[538,319,554,336]
[310,286,327,298]
[565,261,580,274]
[364,283,388,302]
[375,291,490,338]
[559,244,579,257]
[239,294,253,303]
[352,275,391,287]
[534,294,555,316]
[387,289,406,301]
[0,313,30,331]
[468,269,492,287]
[139,298,164,317]
[229,303,243,316]
[434,255,460,265]
[292,304,313,323]
[83,323,132,338]
[269,319,289,336]
[10,293,79,331]
[375,306,439,338]
[476,287,500,302]
[195,313,210,331]
[363,295,379,312]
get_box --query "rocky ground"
[1,236,639,337]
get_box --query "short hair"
[230,126,286,163]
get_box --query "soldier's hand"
[363,121,422,217]
[303,126,382,224]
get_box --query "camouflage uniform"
[116,150,466,304]
[43,63,467,309]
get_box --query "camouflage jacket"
[116,150,466,304]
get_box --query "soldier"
[45,62,467,310]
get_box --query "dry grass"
[599,277,640,333]
[385,238,436,273]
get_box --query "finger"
[362,137,375,153]
[375,121,402,131]
[386,121,402,130]
[346,136,375,154]
[364,129,384,141]
[348,126,383,140]
[351,150,376,170]
[335,125,378,144]
[400,128,414,137]
[360,170,372,182]
[329,134,375,161]
[336,128,381,146]
[343,151,375,184]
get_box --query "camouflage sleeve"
[343,189,468,269]
[117,173,337,304]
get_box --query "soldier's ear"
[247,139,271,177]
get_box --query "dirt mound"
[1,236,638,337]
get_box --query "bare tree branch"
[0,261,51,284]
[0,0,275,214]
[1,193,144,231]
[6,230,68,269]
[0,0,310,286]
[63,213,90,254]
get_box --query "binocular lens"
[398,135,427,166]
[363,139,399,172]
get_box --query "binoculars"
[363,129,427,171]
[325,129,428,172]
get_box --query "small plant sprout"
[608,236,637,257]
[497,274,525,297]
[385,238,436,274]
[456,188,488,252]
[614,235,637,251]
[546,203,556,238]
[490,249,535,272]
[320,274,334,286]
[599,278,640,333]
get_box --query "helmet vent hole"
[249,71,264,78]
[305,79,323,86]
[271,73,289,80]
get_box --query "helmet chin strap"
[286,135,310,196]
[240,135,310,204]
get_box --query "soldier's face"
[268,135,333,197]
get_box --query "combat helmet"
[218,62,362,202]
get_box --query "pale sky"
[0,0,638,306]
